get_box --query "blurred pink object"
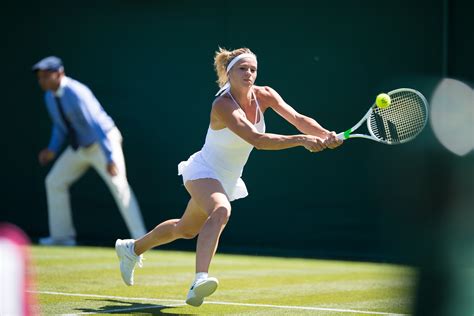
[0,223,38,315]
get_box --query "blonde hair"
[214,47,256,88]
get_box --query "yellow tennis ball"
[376,93,391,109]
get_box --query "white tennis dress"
[178,92,266,201]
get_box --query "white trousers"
[45,127,146,240]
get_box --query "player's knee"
[174,220,199,239]
[211,205,231,225]
[180,230,199,239]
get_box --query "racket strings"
[369,91,427,143]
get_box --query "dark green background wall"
[2,0,472,261]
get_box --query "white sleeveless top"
[178,91,266,201]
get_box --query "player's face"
[36,70,61,91]
[230,58,257,88]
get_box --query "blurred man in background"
[33,56,146,246]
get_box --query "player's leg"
[185,179,231,274]
[42,147,88,245]
[133,198,209,255]
[90,128,146,239]
[183,178,231,306]
[116,198,208,286]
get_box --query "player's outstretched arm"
[212,98,326,152]
[257,86,343,149]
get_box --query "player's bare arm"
[211,97,325,152]
[256,86,330,137]
[256,86,342,149]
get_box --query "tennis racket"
[336,88,429,144]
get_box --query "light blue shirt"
[45,76,116,163]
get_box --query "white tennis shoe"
[115,239,143,286]
[185,277,219,307]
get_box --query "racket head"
[367,88,428,144]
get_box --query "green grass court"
[31,246,415,315]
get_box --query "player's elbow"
[253,141,263,150]
[250,134,266,150]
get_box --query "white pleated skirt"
[178,151,248,201]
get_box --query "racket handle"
[336,129,352,140]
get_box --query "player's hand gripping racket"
[337,88,429,144]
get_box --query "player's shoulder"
[254,85,279,99]
[254,85,274,95]
[254,86,280,107]
[212,93,235,110]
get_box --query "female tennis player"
[115,47,343,306]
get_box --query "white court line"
[30,290,409,315]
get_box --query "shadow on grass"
[75,299,197,315]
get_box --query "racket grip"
[336,129,351,140]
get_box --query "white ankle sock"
[195,272,208,281]
[130,240,138,257]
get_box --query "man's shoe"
[115,239,143,286]
[185,277,219,307]
[38,236,76,246]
